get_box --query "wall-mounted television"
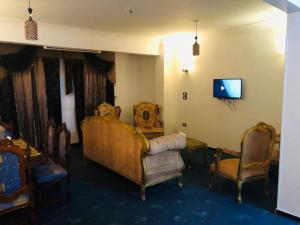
[213,78,242,99]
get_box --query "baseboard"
[276,209,300,222]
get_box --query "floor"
[3,145,299,225]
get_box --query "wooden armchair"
[33,123,71,204]
[0,121,13,139]
[133,101,164,139]
[0,141,35,224]
[209,122,276,203]
[94,102,121,119]
[46,118,57,158]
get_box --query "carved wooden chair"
[133,101,164,139]
[94,102,121,120]
[271,134,280,165]
[209,122,276,203]
[0,121,13,139]
[33,123,71,204]
[0,141,36,224]
[46,118,57,158]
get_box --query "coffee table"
[186,138,208,168]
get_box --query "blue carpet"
[0,145,292,225]
[35,145,299,225]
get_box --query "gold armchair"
[94,102,121,120]
[133,101,164,139]
[209,122,276,203]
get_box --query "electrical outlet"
[182,122,187,127]
[183,92,187,100]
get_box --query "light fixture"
[193,20,200,56]
[43,46,102,54]
[25,0,38,40]
[180,64,189,73]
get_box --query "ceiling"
[0,0,284,38]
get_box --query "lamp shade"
[25,16,38,40]
[193,42,199,56]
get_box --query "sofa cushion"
[34,163,67,184]
[148,132,186,155]
[0,193,29,211]
[144,151,184,183]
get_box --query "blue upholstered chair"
[33,123,71,204]
[0,140,35,224]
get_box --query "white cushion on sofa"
[148,132,186,155]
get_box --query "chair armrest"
[213,148,223,171]
[221,148,241,157]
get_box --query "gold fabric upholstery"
[81,116,184,200]
[134,101,164,139]
[209,122,276,203]
[94,102,121,120]
[271,134,280,165]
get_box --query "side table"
[186,138,208,168]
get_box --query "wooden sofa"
[81,116,184,200]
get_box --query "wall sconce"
[180,64,189,73]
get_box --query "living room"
[0,0,300,225]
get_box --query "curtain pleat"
[0,72,19,137]
[32,59,49,150]
[65,60,85,142]
[13,68,35,145]
[84,63,107,116]
[13,59,48,150]
[43,58,62,125]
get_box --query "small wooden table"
[186,138,208,168]
[12,139,47,166]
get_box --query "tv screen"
[213,79,242,99]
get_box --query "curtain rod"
[43,46,101,54]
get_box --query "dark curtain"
[43,58,62,125]
[13,59,48,150]
[65,60,85,142]
[84,53,114,116]
[84,63,107,116]
[0,46,38,138]
[106,79,115,106]
[0,72,19,137]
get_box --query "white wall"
[115,53,157,124]
[277,11,300,218]
[0,17,159,55]
[162,20,286,150]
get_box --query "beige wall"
[162,24,286,150]
[115,53,157,125]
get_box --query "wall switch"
[182,122,187,127]
[183,92,187,100]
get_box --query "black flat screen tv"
[213,78,242,99]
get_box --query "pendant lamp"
[193,20,199,56]
[25,0,38,40]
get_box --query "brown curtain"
[84,63,107,116]
[13,58,48,150]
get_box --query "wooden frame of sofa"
[81,116,183,200]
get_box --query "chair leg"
[203,147,208,165]
[208,170,214,189]
[177,176,183,188]
[140,186,146,201]
[67,174,71,203]
[264,174,270,196]
[187,151,192,169]
[83,156,87,167]
[237,181,243,203]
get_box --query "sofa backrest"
[81,116,149,184]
